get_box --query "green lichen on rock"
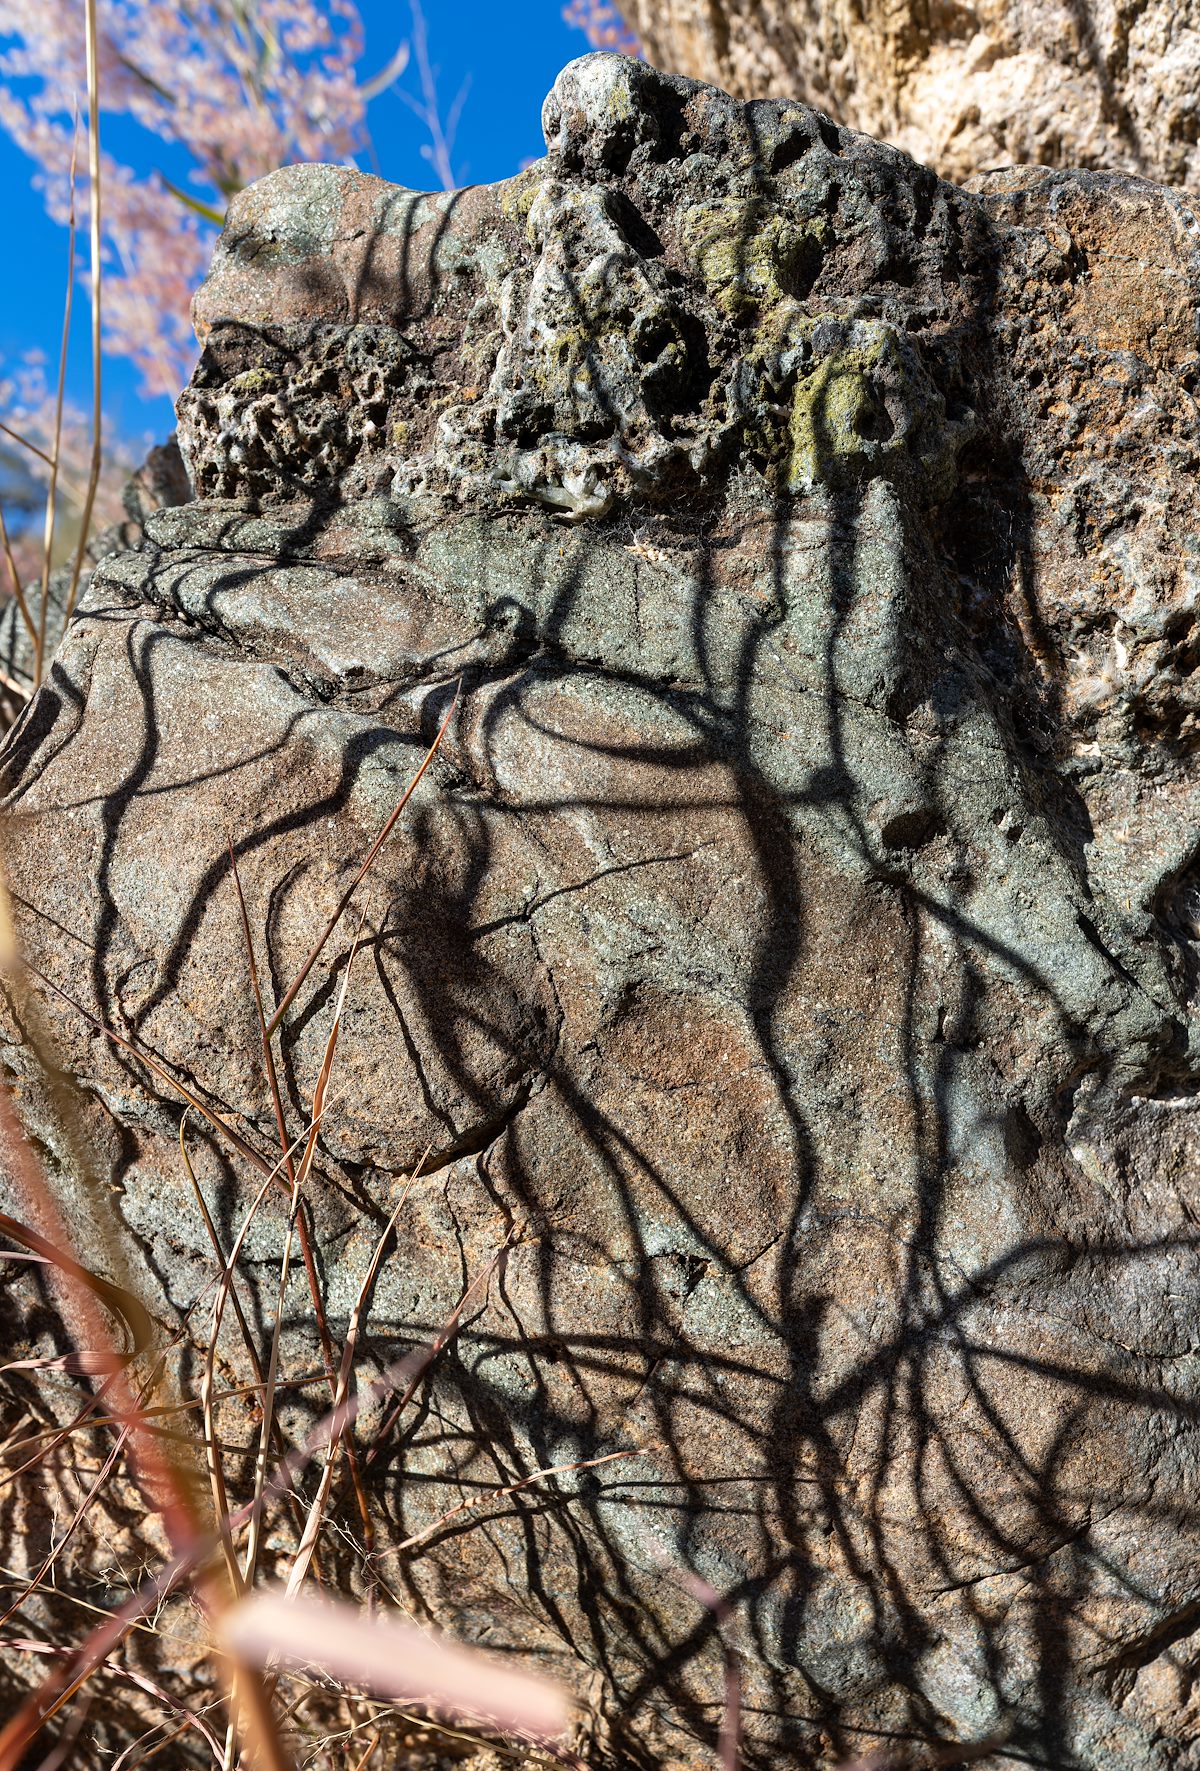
[739,309,963,495]
[786,346,882,487]
[225,365,279,400]
[778,317,910,490]
[497,163,544,231]
[184,53,980,517]
[681,198,828,321]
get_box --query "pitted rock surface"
[4,52,1200,1769]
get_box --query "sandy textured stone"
[617,0,1200,190]
[3,52,1200,1769]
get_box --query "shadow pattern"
[3,49,1200,1771]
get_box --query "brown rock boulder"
[3,52,1200,1769]
[617,0,1200,189]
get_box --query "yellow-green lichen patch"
[605,70,634,124]
[783,323,901,491]
[741,311,951,494]
[497,165,545,233]
[226,365,279,399]
[681,200,829,323]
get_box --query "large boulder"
[616,0,1200,190]
[4,51,1200,1769]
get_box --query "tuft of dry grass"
[0,12,102,703]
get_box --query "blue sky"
[0,0,596,444]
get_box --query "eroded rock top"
[180,54,981,519]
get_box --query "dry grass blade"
[254,1239,510,1541]
[1,1643,225,1763]
[0,1211,153,1373]
[348,1734,381,1771]
[110,1717,200,1771]
[244,929,361,1592]
[181,1114,314,1569]
[30,1691,93,1771]
[0,926,295,1770]
[34,111,79,688]
[0,1373,124,1492]
[182,1135,269,1565]
[265,688,458,1039]
[0,1350,169,1630]
[240,1190,302,1594]
[199,1127,319,1588]
[221,1590,571,1744]
[0,1240,509,1760]
[363,1234,512,1474]
[0,662,32,711]
[1,1349,126,1377]
[294,918,361,1191]
[285,1181,412,1596]
[0,501,39,651]
[61,0,103,631]
[227,839,296,1190]
[0,1637,292,1771]
[180,1112,267,1398]
[0,419,56,468]
[228,839,373,1541]
[0,1253,130,1376]
[0,1370,327,1470]
[27,960,276,1178]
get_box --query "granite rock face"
[4,51,1200,1769]
[617,0,1200,190]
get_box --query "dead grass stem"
[61,0,104,633]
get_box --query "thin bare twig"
[227,840,373,1541]
[0,419,55,469]
[0,500,41,650]
[0,1350,170,1630]
[286,1180,412,1595]
[372,1449,640,1562]
[244,927,362,1591]
[0,1240,513,1749]
[179,1114,313,1558]
[396,0,469,191]
[362,1234,512,1474]
[27,958,277,1178]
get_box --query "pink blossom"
[0,0,377,396]
[562,0,640,56]
[0,354,135,582]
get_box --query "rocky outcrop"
[0,436,192,725]
[4,51,1200,1769]
[616,0,1200,190]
